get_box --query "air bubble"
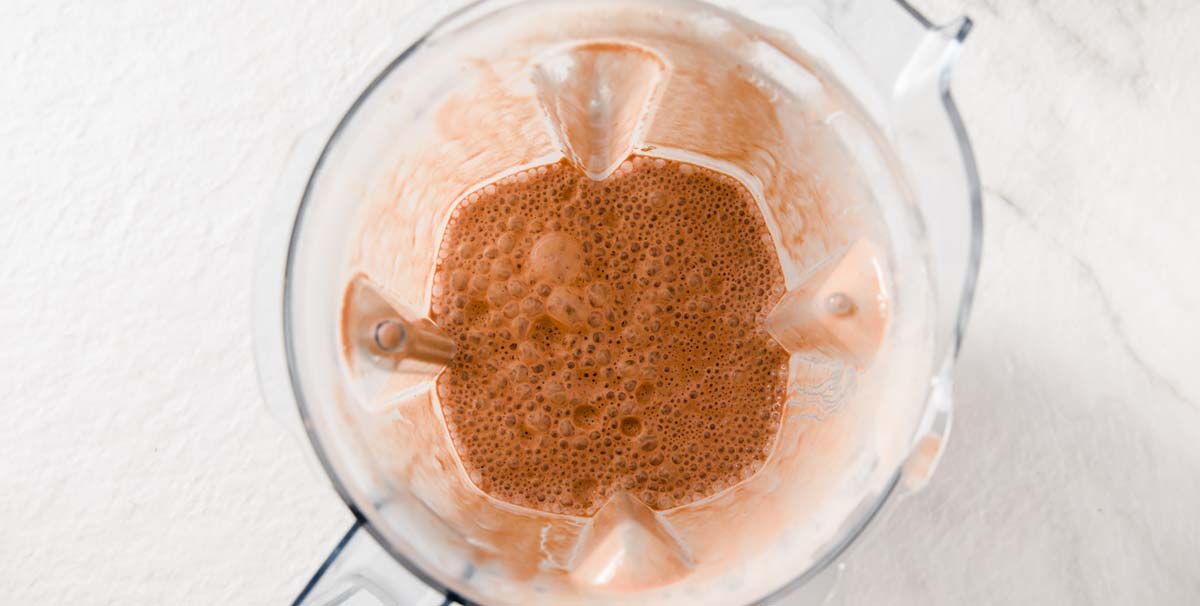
[520,297,544,317]
[572,404,600,428]
[497,233,515,253]
[546,287,587,330]
[529,231,584,284]
[619,417,643,437]
[487,282,510,306]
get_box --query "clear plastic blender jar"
[253,1,981,604]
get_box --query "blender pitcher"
[253,0,981,604]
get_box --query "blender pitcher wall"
[271,0,981,603]
[308,1,938,604]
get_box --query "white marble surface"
[2,0,1198,604]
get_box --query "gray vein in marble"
[1112,0,1149,31]
[968,0,999,18]
[1008,0,1150,97]
[986,187,1193,409]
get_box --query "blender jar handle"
[293,521,455,606]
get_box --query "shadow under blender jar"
[253,0,980,604]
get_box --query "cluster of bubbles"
[429,155,789,516]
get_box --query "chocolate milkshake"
[430,155,788,516]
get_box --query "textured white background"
[2,0,1198,604]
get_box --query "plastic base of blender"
[293,517,858,606]
[293,521,455,606]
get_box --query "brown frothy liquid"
[430,155,787,516]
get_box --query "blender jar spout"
[743,0,972,111]
[893,16,972,98]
